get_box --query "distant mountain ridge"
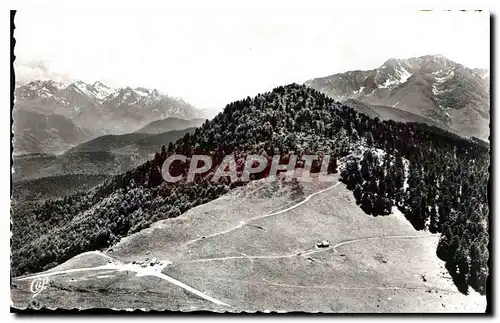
[13,80,204,154]
[15,80,198,110]
[305,55,489,140]
[134,117,206,134]
[14,127,195,181]
[12,109,90,155]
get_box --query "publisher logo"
[30,277,49,298]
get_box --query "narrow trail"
[260,278,457,293]
[303,233,437,256]
[15,253,230,307]
[243,183,267,197]
[13,181,341,308]
[206,277,458,294]
[74,250,117,262]
[16,264,115,281]
[184,181,342,247]
[12,179,442,309]
[182,234,436,264]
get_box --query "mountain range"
[13,80,204,154]
[305,55,490,140]
[12,119,204,181]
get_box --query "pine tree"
[161,144,167,159]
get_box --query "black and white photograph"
[8,3,492,314]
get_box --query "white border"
[1,0,498,321]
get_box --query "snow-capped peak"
[69,81,95,98]
[17,80,198,116]
[25,80,63,90]
[64,80,117,102]
[134,87,151,97]
[17,80,65,99]
[133,87,162,97]
[91,81,115,100]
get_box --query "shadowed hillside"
[12,174,113,202]
[134,117,206,134]
[16,128,194,180]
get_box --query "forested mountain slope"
[11,84,489,297]
[12,174,113,202]
[12,153,57,182]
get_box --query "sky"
[14,8,490,113]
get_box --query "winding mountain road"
[185,181,343,247]
[15,257,230,307]
[13,179,438,309]
[182,233,436,264]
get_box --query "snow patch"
[379,64,412,89]
[135,87,151,97]
[353,86,365,95]
[398,66,412,83]
[432,69,455,96]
